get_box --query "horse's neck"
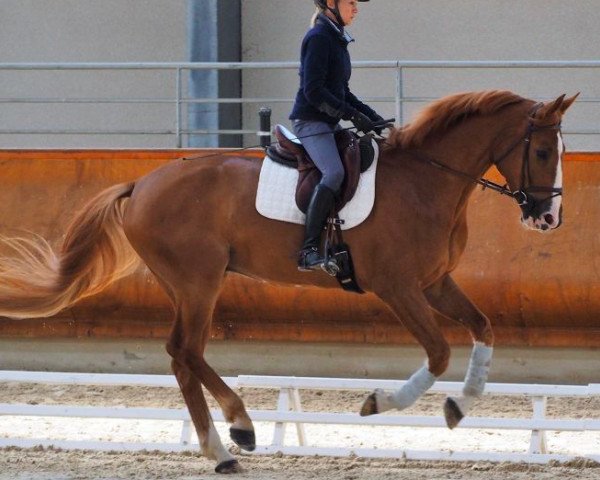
[427,111,524,192]
[423,118,503,180]
[385,110,523,220]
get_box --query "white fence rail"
[0,371,598,464]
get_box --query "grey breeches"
[292,120,344,192]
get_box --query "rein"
[398,149,517,198]
[386,105,563,209]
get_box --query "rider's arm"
[345,85,380,121]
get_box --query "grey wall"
[1,1,599,148]
[0,0,186,148]
[0,0,184,62]
[242,0,600,151]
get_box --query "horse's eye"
[536,149,549,161]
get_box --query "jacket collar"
[316,13,355,45]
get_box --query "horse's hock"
[0,149,598,349]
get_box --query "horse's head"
[495,93,579,232]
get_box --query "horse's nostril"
[544,214,554,225]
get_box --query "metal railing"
[1,61,599,148]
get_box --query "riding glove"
[370,113,393,136]
[348,109,375,134]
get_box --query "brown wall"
[0,150,598,347]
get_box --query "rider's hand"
[370,113,393,136]
[349,110,375,134]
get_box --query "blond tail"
[0,182,141,319]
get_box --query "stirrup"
[320,258,340,277]
[297,247,336,274]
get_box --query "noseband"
[493,103,563,214]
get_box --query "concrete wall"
[241,0,600,151]
[0,0,187,148]
[0,339,597,385]
[1,1,598,149]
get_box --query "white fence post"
[271,387,307,447]
[290,388,307,446]
[180,420,193,446]
[271,387,291,447]
[529,396,548,454]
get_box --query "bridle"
[492,102,563,217]
[400,103,564,214]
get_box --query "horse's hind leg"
[165,272,254,473]
[189,356,256,451]
[171,358,240,473]
[424,274,494,429]
[168,298,243,473]
[361,284,450,416]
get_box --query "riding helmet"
[313,0,370,27]
[314,0,370,7]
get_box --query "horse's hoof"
[215,459,244,474]
[359,392,379,416]
[444,397,464,429]
[230,427,256,452]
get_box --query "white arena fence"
[0,370,598,464]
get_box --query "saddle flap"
[274,125,305,157]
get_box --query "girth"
[267,125,375,213]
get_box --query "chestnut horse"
[0,90,577,473]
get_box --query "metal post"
[176,67,182,148]
[258,107,272,149]
[395,65,404,127]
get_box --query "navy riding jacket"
[289,14,377,125]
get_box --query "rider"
[290,0,386,272]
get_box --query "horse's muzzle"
[520,203,563,232]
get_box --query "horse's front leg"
[424,274,494,428]
[361,285,450,416]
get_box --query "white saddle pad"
[255,139,379,230]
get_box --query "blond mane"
[388,90,525,149]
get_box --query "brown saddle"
[269,125,374,214]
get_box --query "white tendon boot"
[361,365,437,415]
[444,342,493,429]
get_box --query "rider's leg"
[292,120,344,270]
[298,183,336,270]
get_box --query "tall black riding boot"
[298,183,336,271]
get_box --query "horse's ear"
[560,92,580,114]
[538,94,566,118]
